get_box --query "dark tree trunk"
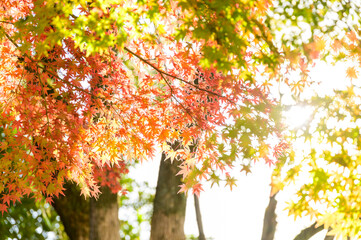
[150,153,187,240]
[52,182,90,240]
[261,189,278,240]
[52,182,120,240]
[194,195,206,240]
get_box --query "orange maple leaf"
[346,67,358,79]
[332,39,343,52]
[0,204,8,215]
[192,183,204,197]
[2,195,11,206]
[347,31,358,43]
[45,197,54,204]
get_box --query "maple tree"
[2,0,361,239]
[261,1,361,239]
[273,86,361,239]
[0,0,287,214]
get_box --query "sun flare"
[284,105,313,129]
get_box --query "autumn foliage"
[0,0,292,213]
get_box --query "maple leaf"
[177,184,189,194]
[331,39,343,52]
[2,194,11,206]
[209,172,221,187]
[192,183,204,198]
[346,67,358,80]
[45,197,54,204]
[166,149,178,163]
[240,164,251,175]
[315,36,326,51]
[176,164,191,178]
[261,80,272,92]
[225,175,237,191]
[303,42,320,60]
[347,31,358,43]
[0,204,8,215]
[10,194,21,205]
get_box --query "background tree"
[0,197,68,240]
[257,1,361,239]
[150,154,187,240]
[272,85,361,239]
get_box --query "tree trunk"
[261,189,278,240]
[90,186,120,240]
[150,153,187,240]
[52,182,90,240]
[52,182,120,240]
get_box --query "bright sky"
[133,158,330,240]
[130,61,348,240]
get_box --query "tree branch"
[194,195,206,240]
[293,222,325,240]
[123,46,233,103]
[0,26,20,48]
[261,190,278,240]
[324,234,334,240]
[0,20,14,25]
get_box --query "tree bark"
[52,182,120,240]
[194,195,206,240]
[52,182,90,240]
[261,190,278,240]
[324,234,334,240]
[150,153,187,240]
[293,222,324,240]
[323,227,335,240]
[90,186,120,240]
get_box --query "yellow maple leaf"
[315,36,326,51]
[346,66,358,79]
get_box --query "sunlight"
[284,105,313,129]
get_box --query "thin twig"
[173,94,198,124]
[0,26,19,47]
[36,64,94,96]
[252,19,279,56]
[158,71,197,123]
[124,47,233,103]
[160,71,174,97]
[0,21,14,25]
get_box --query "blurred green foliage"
[0,197,68,240]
